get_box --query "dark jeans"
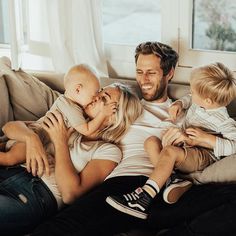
[32,176,236,236]
[0,166,57,236]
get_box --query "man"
[32,42,236,236]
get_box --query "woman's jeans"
[0,166,57,236]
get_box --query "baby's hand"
[168,101,183,122]
[101,102,117,116]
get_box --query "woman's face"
[84,86,120,120]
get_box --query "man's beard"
[140,78,167,101]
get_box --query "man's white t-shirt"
[107,98,175,179]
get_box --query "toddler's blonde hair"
[190,62,236,106]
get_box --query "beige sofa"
[1,56,236,235]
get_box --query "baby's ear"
[76,83,82,93]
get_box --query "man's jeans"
[0,166,57,236]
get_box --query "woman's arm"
[42,110,117,204]
[2,121,50,176]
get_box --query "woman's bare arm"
[2,121,50,176]
[42,110,117,204]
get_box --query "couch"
[1,56,236,235]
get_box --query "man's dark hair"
[135,41,179,76]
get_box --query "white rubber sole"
[106,196,147,219]
[163,180,193,204]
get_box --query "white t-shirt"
[42,136,121,208]
[106,98,175,179]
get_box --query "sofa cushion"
[184,154,236,184]
[0,57,60,125]
[0,73,13,135]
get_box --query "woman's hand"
[3,120,50,177]
[25,133,50,177]
[42,110,74,149]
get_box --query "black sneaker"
[163,176,192,204]
[106,187,152,219]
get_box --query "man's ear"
[166,67,175,82]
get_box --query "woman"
[0,83,143,236]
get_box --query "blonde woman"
[0,83,143,235]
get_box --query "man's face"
[136,54,169,102]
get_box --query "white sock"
[142,179,160,198]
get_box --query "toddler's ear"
[205,97,213,105]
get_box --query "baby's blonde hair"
[64,64,99,89]
[98,83,143,144]
[190,62,236,106]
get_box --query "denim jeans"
[0,166,57,236]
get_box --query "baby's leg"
[0,142,26,166]
[144,136,162,166]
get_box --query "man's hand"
[168,101,183,122]
[25,133,50,177]
[162,127,187,147]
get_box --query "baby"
[0,64,116,172]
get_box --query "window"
[178,0,236,72]
[0,0,53,71]
[192,0,236,52]
[1,0,236,79]
[103,0,161,45]
[102,0,161,78]
[0,0,10,44]
[102,0,236,81]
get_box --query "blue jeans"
[0,166,57,236]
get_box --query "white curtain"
[45,0,108,77]
[8,0,25,70]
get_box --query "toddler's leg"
[0,142,26,166]
[144,136,162,166]
[106,146,186,219]
[149,145,185,188]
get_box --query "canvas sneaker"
[106,187,152,219]
[163,176,192,204]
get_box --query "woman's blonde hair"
[98,83,143,144]
[190,62,236,106]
